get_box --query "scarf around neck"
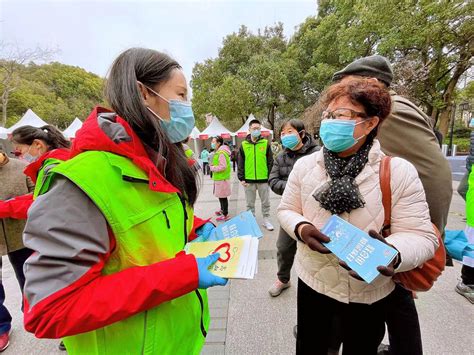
[313,139,374,215]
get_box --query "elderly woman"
[277,78,438,355]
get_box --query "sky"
[0,0,317,89]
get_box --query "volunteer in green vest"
[22,47,227,355]
[237,119,274,231]
[210,136,232,222]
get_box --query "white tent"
[0,127,9,139]
[198,116,234,139]
[189,126,201,139]
[234,114,273,138]
[63,117,83,139]
[7,109,49,133]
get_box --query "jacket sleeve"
[277,159,312,241]
[237,146,245,181]
[266,142,274,176]
[23,176,199,339]
[268,155,286,195]
[385,158,439,273]
[0,194,33,219]
[209,153,227,172]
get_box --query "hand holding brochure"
[185,236,259,279]
[321,215,398,283]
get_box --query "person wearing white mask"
[237,119,274,231]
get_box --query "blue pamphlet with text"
[208,211,263,241]
[321,215,398,283]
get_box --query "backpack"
[380,156,446,292]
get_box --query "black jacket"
[268,136,320,195]
[237,135,273,183]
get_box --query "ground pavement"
[1,171,473,354]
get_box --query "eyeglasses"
[322,108,368,120]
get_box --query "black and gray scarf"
[313,140,374,215]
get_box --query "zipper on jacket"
[141,310,149,354]
[162,210,170,229]
[253,144,257,180]
[122,175,149,184]
[178,194,188,247]
[194,290,207,337]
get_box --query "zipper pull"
[162,210,171,229]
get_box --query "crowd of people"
[0,48,471,355]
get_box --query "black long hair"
[11,125,71,150]
[105,48,198,205]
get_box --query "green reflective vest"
[211,150,231,181]
[38,151,209,355]
[242,139,269,181]
[467,170,474,228]
[33,157,66,198]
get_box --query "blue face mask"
[281,133,301,150]
[144,85,195,144]
[319,119,365,153]
[250,129,261,138]
[470,118,474,128]
[211,142,216,150]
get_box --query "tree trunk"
[438,105,452,138]
[1,92,7,128]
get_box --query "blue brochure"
[321,215,398,283]
[206,211,263,242]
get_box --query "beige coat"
[378,93,453,236]
[0,154,34,254]
[277,140,438,304]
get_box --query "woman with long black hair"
[22,48,227,354]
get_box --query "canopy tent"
[0,127,9,140]
[63,117,83,139]
[198,116,234,140]
[234,114,273,138]
[189,126,201,139]
[7,109,49,133]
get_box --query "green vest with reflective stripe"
[242,139,269,181]
[212,150,230,181]
[38,151,209,355]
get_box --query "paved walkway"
[1,172,473,354]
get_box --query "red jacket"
[0,149,71,219]
[23,107,208,338]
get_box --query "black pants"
[276,227,296,283]
[232,160,236,172]
[461,264,474,284]
[296,279,422,355]
[0,248,33,334]
[202,162,209,175]
[219,198,228,216]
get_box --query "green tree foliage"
[1,61,105,128]
[293,0,473,136]
[191,24,304,130]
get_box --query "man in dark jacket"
[0,149,34,351]
[268,120,319,296]
[238,119,274,231]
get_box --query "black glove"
[339,229,400,281]
[299,223,331,254]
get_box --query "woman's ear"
[364,116,380,134]
[137,81,152,106]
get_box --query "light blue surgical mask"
[211,142,216,150]
[250,129,261,138]
[21,145,39,163]
[319,119,365,153]
[143,84,195,144]
[470,118,474,128]
[281,133,301,150]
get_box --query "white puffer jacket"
[277,140,438,304]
